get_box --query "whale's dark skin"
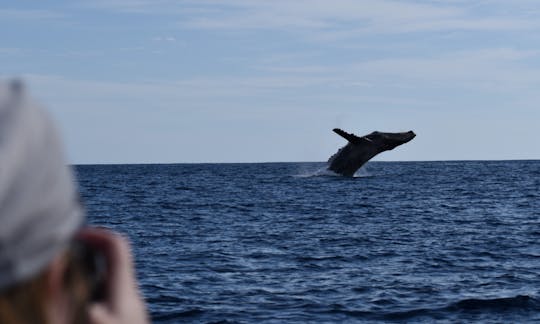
[327,128,416,177]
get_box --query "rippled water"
[76,160,540,323]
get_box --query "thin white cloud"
[80,0,213,15]
[0,9,65,20]
[352,48,540,92]
[175,0,540,36]
[179,0,461,31]
[20,74,317,111]
[0,47,22,55]
[25,45,540,110]
[57,50,107,58]
[81,0,540,35]
[152,36,177,42]
[257,65,335,74]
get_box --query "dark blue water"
[76,161,540,323]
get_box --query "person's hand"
[77,227,150,324]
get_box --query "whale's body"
[327,128,416,177]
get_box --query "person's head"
[0,80,92,324]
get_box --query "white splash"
[294,164,371,178]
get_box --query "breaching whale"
[327,128,416,177]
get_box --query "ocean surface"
[75,160,540,323]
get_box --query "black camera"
[70,240,107,302]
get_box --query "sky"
[2,0,540,164]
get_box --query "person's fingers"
[87,304,113,324]
[78,227,149,324]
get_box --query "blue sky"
[2,1,540,163]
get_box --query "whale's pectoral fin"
[333,128,367,145]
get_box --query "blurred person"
[0,80,149,324]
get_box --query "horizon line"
[71,158,540,166]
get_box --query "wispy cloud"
[0,9,65,20]
[180,0,461,30]
[352,48,540,92]
[80,0,213,15]
[23,73,339,104]
[82,0,540,39]
[152,36,177,42]
[25,45,540,108]
[187,1,540,38]
[0,47,23,55]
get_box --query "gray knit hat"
[0,80,84,290]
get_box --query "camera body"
[70,240,107,302]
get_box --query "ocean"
[75,160,540,323]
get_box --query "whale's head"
[366,130,416,151]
